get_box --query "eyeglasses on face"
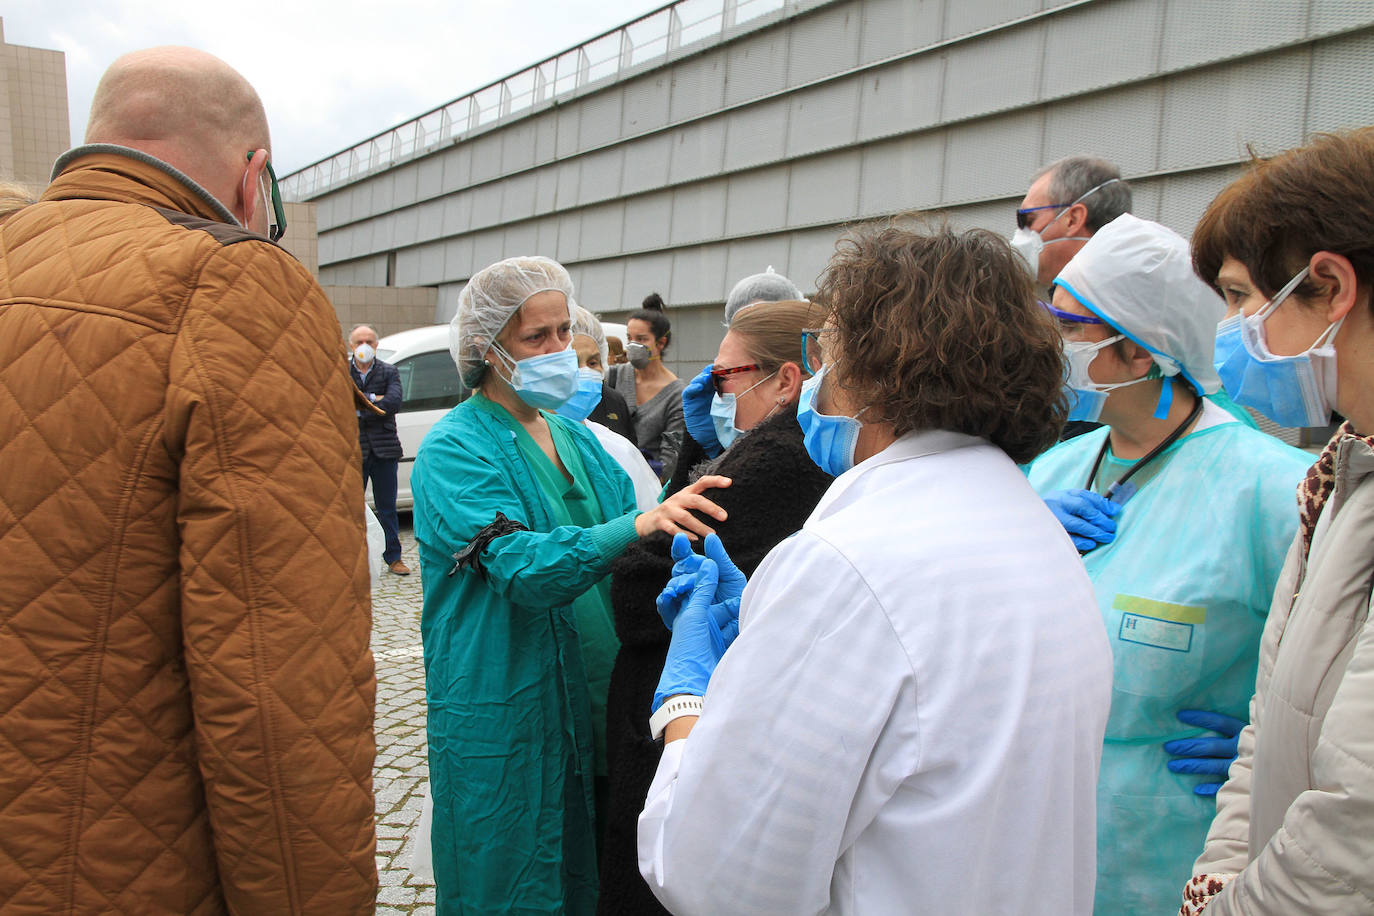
[1015,203,1069,230]
[710,363,761,395]
[247,151,287,242]
[801,328,834,373]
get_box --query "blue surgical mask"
[555,368,605,421]
[491,343,579,410]
[709,370,777,450]
[1061,335,1152,423]
[796,366,864,476]
[1214,266,1342,428]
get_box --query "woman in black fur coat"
[597,300,834,915]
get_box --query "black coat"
[349,359,403,460]
[590,383,636,443]
[596,408,833,916]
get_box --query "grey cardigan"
[609,365,686,481]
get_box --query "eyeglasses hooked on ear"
[246,151,287,242]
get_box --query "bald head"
[86,47,270,216]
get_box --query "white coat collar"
[812,428,986,518]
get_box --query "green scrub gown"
[412,393,637,916]
[1026,418,1310,915]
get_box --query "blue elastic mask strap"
[1152,375,1175,420]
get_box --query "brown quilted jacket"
[0,150,378,914]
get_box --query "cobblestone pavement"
[370,517,436,914]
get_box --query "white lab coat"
[638,430,1113,915]
[586,418,661,510]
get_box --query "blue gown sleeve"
[413,415,641,608]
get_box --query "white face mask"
[1011,177,1124,280]
[1061,335,1153,422]
[353,342,376,364]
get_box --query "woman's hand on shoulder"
[635,475,731,540]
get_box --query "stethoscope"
[1084,393,1204,505]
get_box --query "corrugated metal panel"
[1158,50,1310,170]
[668,55,726,122]
[1153,166,1248,239]
[1041,82,1165,176]
[574,259,627,309]
[725,236,795,295]
[578,147,627,206]
[579,91,626,149]
[722,96,789,171]
[669,244,729,304]
[785,77,861,158]
[535,215,561,256]
[622,74,673,135]
[1308,30,1374,131]
[1160,0,1308,72]
[468,133,505,184]
[499,120,541,174]
[441,146,472,194]
[501,222,538,260]
[416,156,444,199]
[857,0,942,66]
[534,112,560,162]
[944,0,1040,42]
[555,212,582,263]
[788,152,861,226]
[555,106,582,159]
[668,119,727,184]
[623,193,674,251]
[554,159,583,210]
[444,236,476,280]
[438,195,468,236]
[370,173,396,213]
[724,168,791,236]
[1041,0,1163,99]
[942,20,1045,122]
[943,110,1044,203]
[788,226,845,292]
[621,133,674,196]
[722,30,789,108]
[578,203,626,260]
[502,172,538,221]
[622,251,676,309]
[786,2,862,85]
[393,164,420,209]
[670,179,729,245]
[856,55,944,143]
[1314,0,1374,32]
[858,132,946,217]
[472,231,507,274]
[534,167,559,213]
[470,183,505,229]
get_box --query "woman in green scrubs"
[411,256,727,916]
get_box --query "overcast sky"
[2,0,663,175]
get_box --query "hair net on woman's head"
[449,255,575,385]
[724,265,803,325]
[570,302,608,369]
[1053,214,1224,395]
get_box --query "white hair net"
[449,255,575,385]
[1053,214,1224,396]
[570,302,608,370]
[724,265,803,325]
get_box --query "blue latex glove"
[1044,488,1121,552]
[652,558,742,712]
[1164,709,1246,796]
[659,534,747,630]
[682,364,723,458]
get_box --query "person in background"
[721,264,803,325]
[1179,127,1374,915]
[563,304,661,511]
[349,322,409,575]
[410,255,729,915]
[607,334,627,365]
[1024,214,1311,915]
[637,223,1112,915]
[609,293,686,481]
[0,46,376,912]
[598,298,833,916]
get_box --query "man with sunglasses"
[1013,156,1133,289]
[0,47,377,913]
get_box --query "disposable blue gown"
[412,395,638,916]
[1026,418,1310,915]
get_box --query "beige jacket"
[0,148,377,914]
[1190,436,1374,913]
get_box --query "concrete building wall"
[292,0,1374,379]
[279,200,320,278]
[325,285,440,341]
[0,18,69,190]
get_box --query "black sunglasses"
[1015,203,1069,230]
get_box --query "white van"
[374,325,468,510]
[374,319,631,510]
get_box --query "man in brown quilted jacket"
[0,47,377,914]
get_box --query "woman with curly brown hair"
[635,222,1113,915]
